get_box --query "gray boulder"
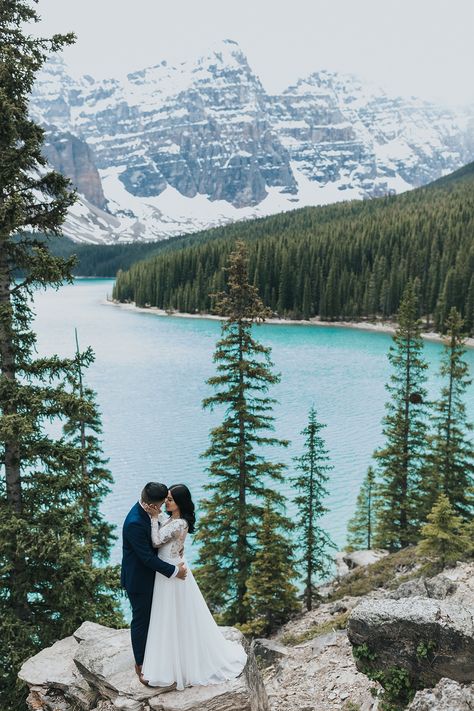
[390,575,457,601]
[343,549,389,570]
[425,575,458,600]
[408,678,474,710]
[390,578,429,600]
[348,597,474,687]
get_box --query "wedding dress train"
[141,514,247,690]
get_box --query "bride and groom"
[121,481,247,690]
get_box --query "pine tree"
[291,406,336,611]
[194,240,289,623]
[418,494,471,567]
[241,501,300,635]
[347,466,376,550]
[424,308,474,520]
[373,282,430,550]
[0,5,123,708]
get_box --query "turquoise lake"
[32,278,474,568]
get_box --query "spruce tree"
[194,240,289,624]
[0,5,123,708]
[418,494,471,567]
[241,501,300,636]
[346,466,376,550]
[424,308,474,519]
[291,406,335,611]
[373,282,430,550]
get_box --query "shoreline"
[103,299,474,348]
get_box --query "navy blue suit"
[121,502,176,665]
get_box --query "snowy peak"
[196,38,250,70]
[31,43,474,243]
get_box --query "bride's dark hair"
[168,484,196,533]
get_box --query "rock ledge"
[19,622,269,711]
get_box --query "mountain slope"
[48,159,474,279]
[31,41,474,244]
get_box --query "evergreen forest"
[110,162,474,333]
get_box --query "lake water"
[32,279,474,568]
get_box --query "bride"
[140,484,247,690]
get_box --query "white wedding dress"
[141,514,247,690]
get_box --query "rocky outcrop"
[19,622,268,711]
[408,678,474,711]
[43,131,107,210]
[33,42,296,211]
[348,596,474,687]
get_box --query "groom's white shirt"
[139,500,178,578]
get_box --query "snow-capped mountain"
[31,39,474,243]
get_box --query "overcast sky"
[35,0,473,105]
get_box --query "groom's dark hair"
[141,482,168,504]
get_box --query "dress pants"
[128,588,154,665]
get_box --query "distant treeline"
[112,164,474,333]
[39,237,171,277]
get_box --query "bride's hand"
[143,502,160,518]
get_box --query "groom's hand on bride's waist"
[176,563,187,580]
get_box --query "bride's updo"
[169,484,196,533]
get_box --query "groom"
[121,482,187,677]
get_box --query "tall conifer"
[291,406,335,611]
[194,240,289,623]
[424,308,474,519]
[373,282,429,550]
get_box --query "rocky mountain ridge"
[31,40,474,243]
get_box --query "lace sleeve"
[150,513,170,547]
[152,518,187,548]
[150,517,160,548]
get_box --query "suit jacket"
[121,502,176,594]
